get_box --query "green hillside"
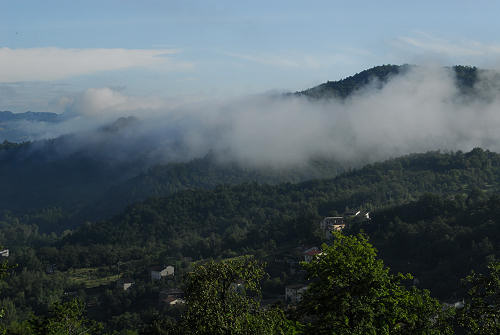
[2,148,500,333]
[296,64,479,99]
[63,149,500,297]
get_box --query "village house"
[442,300,465,310]
[320,217,346,238]
[344,210,361,217]
[116,278,134,291]
[303,247,321,262]
[346,210,371,220]
[150,265,175,281]
[168,298,185,306]
[159,288,185,305]
[0,249,9,257]
[285,284,308,304]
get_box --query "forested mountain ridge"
[68,148,500,244]
[0,111,65,143]
[296,64,405,99]
[0,139,346,227]
[0,111,61,123]
[296,64,479,99]
[1,148,500,333]
[0,137,142,216]
[84,154,347,221]
[349,192,500,298]
[0,64,489,224]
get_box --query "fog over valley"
[3,65,500,170]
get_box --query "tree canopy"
[458,261,500,335]
[179,256,295,335]
[299,232,451,335]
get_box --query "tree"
[458,261,500,334]
[299,232,451,334]
[29,298,101,335]
[179,255,297,335]
[0,247,15,335]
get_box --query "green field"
[66,267,121,288]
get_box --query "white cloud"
[0,47,194,82]
[60,87,169,118]
[225,51,355,70]
[11,65,500,169]
[395,33,500,59]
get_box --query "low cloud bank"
[6,65,500,168]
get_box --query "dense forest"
[0,148,499,333]
[0,139,349,225]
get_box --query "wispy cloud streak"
[0,47,193,82]
[396,33,500,59]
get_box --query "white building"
[151,265,175,281]
[320,217,345,238]
[117,278,134,291]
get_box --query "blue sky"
[1,0,500,112]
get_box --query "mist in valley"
[4,65,500,173]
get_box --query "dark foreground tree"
[0,247,15,335]
[458,261,500,335]
[29,298,101,335]
[179,255,298,335]
[299,232,452,335]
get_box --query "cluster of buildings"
[115,265,176,293]
[114,264,185,305]
[284,211,370,305]
[319,210,370,239]
[41,209,371,309]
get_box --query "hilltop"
[296,64,480,99]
